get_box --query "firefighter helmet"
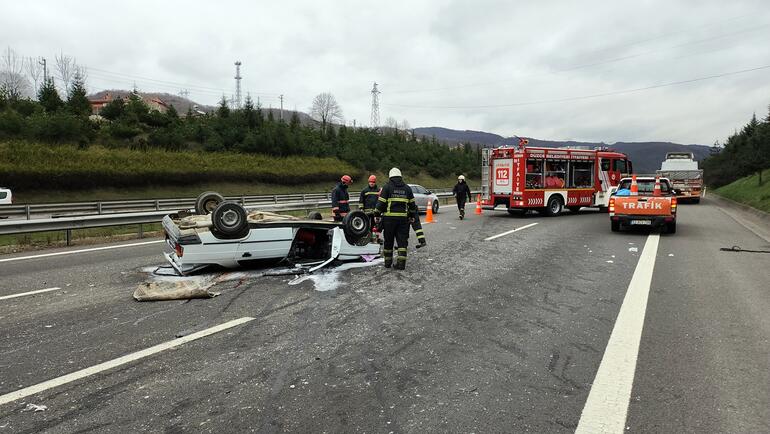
[458,175,465,181]
[341,175,352,185]
[368,175,377,183]
[388,168,402,178]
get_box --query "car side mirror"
[426,190,432,195]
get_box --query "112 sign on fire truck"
[481,144,632,216]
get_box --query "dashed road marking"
[0,316,255,406]
[0,240,164,263]
[576,234,660,433]
[0,287,61,301]
[484,222,538,241]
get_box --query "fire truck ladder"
[481,148,491,200]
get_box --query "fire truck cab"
[481,145,632,216]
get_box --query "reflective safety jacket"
[375,177,417,219]
[359,184,380,211]
[331,182,350,215]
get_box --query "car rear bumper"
[612,215,674,227]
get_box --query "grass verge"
[714,169,770,213]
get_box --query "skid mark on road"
[0,316,255,407]
[0,240,163,263]
[576,234,660,433]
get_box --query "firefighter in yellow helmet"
[375,168,418,270]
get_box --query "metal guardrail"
[0,188,455,220]
[0,190,476,237]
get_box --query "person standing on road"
[375,168,418,270]
[452,175,472,220]
[359,175,380,212]
[331,175,353,222]
[410,207,427,247]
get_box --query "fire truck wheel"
[611,220,620,232]
[544,196,563,217]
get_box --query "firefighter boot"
[383,249,393,268]
[459,208,465,220]
[395,248,407,270]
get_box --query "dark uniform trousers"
[382,218,410,267]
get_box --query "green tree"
[100,97,125,120]
[217,96,230,118]
[37,77,63,113]
[66,71,91,117]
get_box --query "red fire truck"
[481,144,632,216]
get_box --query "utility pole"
[179,89,190,99]
[370,82,381,128]
[39,57,47,81]
[353,119,356,129]
[279,94,284,121]
[234,61,242,109]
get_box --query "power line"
[386,21,770,95]
[383,64,770,110]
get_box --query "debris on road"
[21,403,47,412]
[289,259,383,292]
[629,247,639,252]
[719,245,770,254]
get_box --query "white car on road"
[0,187,12,205]
[162,192,381,275]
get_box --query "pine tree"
[38,76,63,113]
[100,97,125,121]
[66,71,91,117]
[217,96,230,118]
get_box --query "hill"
[414,127,710,173]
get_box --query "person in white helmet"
[374,167,417,270]
[452,175,472,220]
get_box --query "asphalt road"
[0,198,767,433]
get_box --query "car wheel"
[195,191,224,215]
[544,196,563,217]
[611,220,620,232]
[432,200,439,214]
[667,221,677,234]
[342,210,371,243]
[211,202,249,238]
[307,211,323,220]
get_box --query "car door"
[410,185,427,212]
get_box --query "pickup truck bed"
[610,177,677,233]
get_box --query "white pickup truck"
[162,192,381,275]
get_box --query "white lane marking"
[576,234,660,433]
[484,222,539,241]
[0,316,255,406]
[0,287,61,301]
[0,240,163,263]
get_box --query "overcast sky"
[2,0,769,144]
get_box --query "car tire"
[568,206,581,213]
[611,220,620,232]
[343,210,371,243]
[307,211,323,220]
[211,202,249,238]
[667,221,677,234]
[432,200,439,214]
[544,196,563,217]
[195,191,224,215]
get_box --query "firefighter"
[410,206,427,247]
[331,175,353,222]
[452,175,472,220]
[359,175,380,212]
[375,167,417,270]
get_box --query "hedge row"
[0,141,359,190]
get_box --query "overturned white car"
[162,192,380,275]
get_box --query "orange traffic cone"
[475,194,482,215]
[425,198,434,223]
[653,176,661,197]
[630,175,638,196]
